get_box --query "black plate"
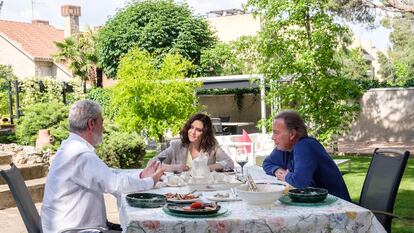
[164,203,221,215]
[126,193,166,208]
[288,187,328,203]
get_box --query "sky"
[0,0,390,49]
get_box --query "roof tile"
[0,20,64,60]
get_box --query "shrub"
[15,102,68,146]
[96,124,146,168]
[86,87,116,119]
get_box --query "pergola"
[196,74,267,134]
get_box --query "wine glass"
[156,142,168,165]
[236,147,248,177]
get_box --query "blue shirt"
[262,137,351,201]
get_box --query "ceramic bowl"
[126,193,166,208]
[288,187,328,203]
[236,184,285,205]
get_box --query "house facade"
[0,5,81,81]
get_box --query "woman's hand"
[161,164,189,172]
[208,163,224,172]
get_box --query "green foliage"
[0,65,16,117]
[18,77,64,106]
[199,36,260,77]
[96,0,216,78]
[53,28,98,84]
[199,43,243,76]
[15,102,68,146]
[338,47,371,80]
[96,124,146,168]
[112,49,201,140]
[247,0,363,142]
[378,13,414,87]
[86,87,116,118]
[16,76,85,109]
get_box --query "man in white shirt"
[41,100,165,233]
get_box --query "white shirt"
[41,133,153,233]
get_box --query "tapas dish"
[165,192,200,203]
[164,201,220,215]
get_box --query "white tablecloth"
[118,167,386,233]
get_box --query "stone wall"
[0,144,52,165]
[341,87,414,142]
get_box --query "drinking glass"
[156,142,168,165]
[236,147,248,177]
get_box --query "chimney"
[61,5,81,38]
[32,20,49,25]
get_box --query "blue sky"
[0,0,390,49]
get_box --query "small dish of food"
[164,192,200,203]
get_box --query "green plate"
[279,194,338,206]
[163,207,230,218]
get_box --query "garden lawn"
[334,155,414,233]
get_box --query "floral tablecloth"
[118,169,386,233]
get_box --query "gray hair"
[69,100,102,133]
[274,110,308,138]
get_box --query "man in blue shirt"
[262,110,351,201]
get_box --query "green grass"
[141,150,156,168]
[334,155,414,233]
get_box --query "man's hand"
[140,160,163,178]
[275,168,289,181]
[140,160,165,186]
[151,166,165,186]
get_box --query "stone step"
[0,152,12,165]
[0,163,48,185]
[0,177,46,209]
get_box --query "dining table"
[117,166,386,233]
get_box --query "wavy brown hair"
[180,113,217,152]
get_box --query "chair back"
[0,163,42,233]
[211,117,223,135]
[359,148,409,232]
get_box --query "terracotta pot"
[36,129,54,149]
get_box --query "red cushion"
[235,129,252,153]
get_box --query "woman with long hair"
[152,113,234,172]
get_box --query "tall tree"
[111,49,201,140]
[329,0,414,23]
[53,28,99,87]
[96,0,216,78]
[199,36,261,77]
[247,0,362,141]
[377,13,414,86]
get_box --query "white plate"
[166,198,200,204]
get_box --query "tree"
[111,48,201,140]
[96,0,216,78]
[199,43,244,77]
[329,0,414,23]
[247,0,362,141]
[53,28,99,87]
[199,36,261,77]
[338,47,371,80]
[377,13,414,86]
[0,65,16,117]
